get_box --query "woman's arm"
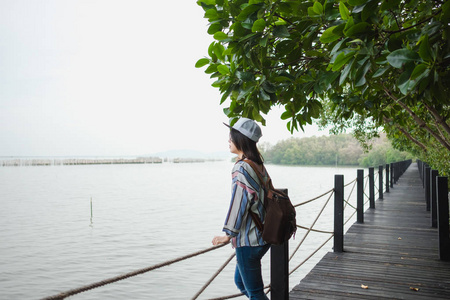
[212,235,232,245]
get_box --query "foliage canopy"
[196,0,450,175]
[260,134,413,166]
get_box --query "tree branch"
[383,9,441,34]
[383,116,428,152]
[382,85,450,151]
[422,100,450,136]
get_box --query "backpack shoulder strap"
[243,159,268,188]
[243,159,267,232]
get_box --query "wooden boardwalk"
[290,163,450,299]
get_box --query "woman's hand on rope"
[212,235,231,246]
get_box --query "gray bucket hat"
[224,118,262,142]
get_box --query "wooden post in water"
[357,169,364,224]
[437,176,450,261]
[385,164,390,193]
[271,188,289,300]
[378,165,383,200]
[334,175,344,253]
[425,166,431,211]
[430,169,439,228]
[369,167,375,209]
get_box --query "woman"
[212,117,270,300]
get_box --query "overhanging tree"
[196,0,450,175]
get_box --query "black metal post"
[270,188,289,300]
[431,169,439,228]
[437,177,450,261]
[357,169,364,224]
[378,165,383,200]
[369,167,375,209]
[390,163,394,188]
[425,166,431,211]
[334,175,344,253]
[385,164,390,193]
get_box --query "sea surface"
[0,161,361,300]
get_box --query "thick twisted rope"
[42,243,229,300]
[191,252,236,300]
[289,190,334,261]
[294,188,334,207]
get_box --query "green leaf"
[313,2,324,15]
[260,35,268,47]
[339,2,350,20]
[397,65,414,95]
[419,35,433,62]
[213,31,228,40]
[204,9,218,20]
[195,58,210,68]
[207,23,223,35]
[273,25,290,38]
[217,65,230,75]
[331,38,348,56]
[410,64,428,80]
[252,19,266,32]
[276,40,296,56]
[262,81,276,93]
[211,79,222,88]
[372,66,389,78]
[380,0,401,11]
[259,89,271,101]
[205,64,218,74]
[236,70,255,81]
[237,4,262,21]
[319,72,340,91]
[344,22,370,37]
[281,110,292,120]
[197,0,216,5]
[348,0,368,5]
[213,43,225,61]
[340,57,355,85]
[361,0,378,21]
[232,22,248,37]
[332,51,356,71]
[307,7,317,16]
[320,25,343,43]
[355,60,371,86]
[344,16,355,32]
[442,0,450,23]
[387,49,421,68]
[308,100,322,118]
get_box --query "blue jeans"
[234,244,271,300]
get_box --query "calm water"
[0,161,360,299]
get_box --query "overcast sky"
[0,0,327,157]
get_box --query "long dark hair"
[230,128,264,165]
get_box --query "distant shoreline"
[0,157,232,167]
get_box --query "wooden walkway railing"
[40,160,448,300]
[289,162,450,299]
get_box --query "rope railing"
[191,253,236,300]
[42,243,230,300]
[289,190,335,261]
[293,188,334,207]
[343,179,357,210]
[42,165,388,300]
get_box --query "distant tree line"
[260,134,414,167]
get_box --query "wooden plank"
[290,163,450,299]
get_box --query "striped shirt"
[223,160,268,247]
